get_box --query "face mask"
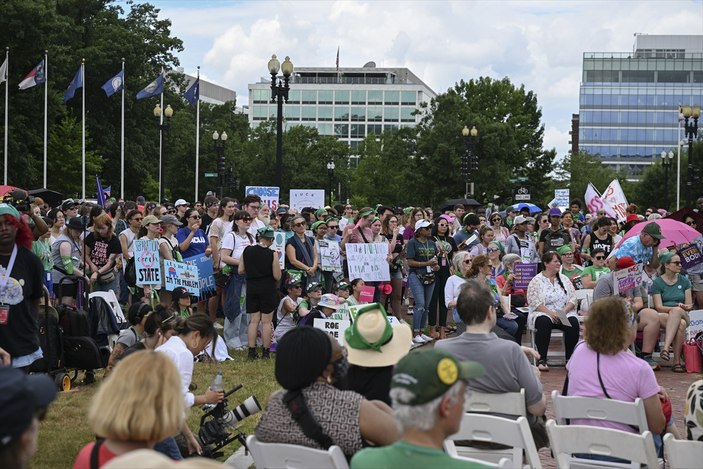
[332,354,349,383]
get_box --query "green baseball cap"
[257,226,275,239]
[311,220,327,231]
[391,349,485,405]
[0,203,20,220]
[642,222,665,240]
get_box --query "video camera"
[197,384,262,459]
[3,189,35,213]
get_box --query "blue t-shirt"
[651,275,692,307]
[615,236,653,265]
[176,227,208,259]
[406,237,437,274]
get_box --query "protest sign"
[686,309,703,340]
[134,239,161,286]
[346,243,390,282]
[245,186,280,211]
[678,239,703,272]
[601,179,628,223]
[313,318,350,345]
[319,239,343,272]
[290,189,325,212]
[183,254,216,301]
[584,182,616,218]
[613,263,644,295]
[554,189,570,211]
[513,263,538,290]
[271,231,286,269]
[163,260,200,295]
[347,303,401,325]
[359,285,375,303]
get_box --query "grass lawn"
[33,349,279,468]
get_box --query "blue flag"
[64,65,83,102]
[101,70,124,97]
[96,176,106,207]
[184,77,199,106]
[136,73,164,100]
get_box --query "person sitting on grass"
[73,351,186,468]
[297,293,342,326]
[105,303,152,377]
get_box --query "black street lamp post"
[326,161,335,205]
[154,104,174,202]
[268,54,294,190]
[682,105,700,205]
[461,125,478,198]
[213,131,228,198]
[660,150,673,209]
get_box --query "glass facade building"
[248,65,436,163]
[579,35,703,178]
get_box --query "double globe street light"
[154,103,174,201]
[268,54,294,190]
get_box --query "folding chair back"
[465,389,526,416]
[663,433,701,469]
[246,435,349,469]
[551,390,649,432]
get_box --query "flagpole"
[43,50,48,188]
[81,59,85,200]
[159,85,163,201]
[120,58,125,200]
[676,107,682,211]
[3,47,8,185]
[194,66,200,202]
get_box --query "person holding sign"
[406,220,438,344]
[285,215,319,292]
[158,215,183,307]
[651,252,691,372]
[526,251,579,371]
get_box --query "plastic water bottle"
[210,371,223,392]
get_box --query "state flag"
[63,65,83,102]
[18,60,46,90]
[136,73,164,100]
[184,77,199,106]
[101,70,124,97]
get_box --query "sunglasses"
[294,222,306,227]
[686,221,696,226]
[238,217,253,222]
[291,285,302,289]
[168,209,176,214]
[486,247,500,252]
[594,256,605,260]
[328,225,339,229]
[670,261,682,266]
[463,259,472,265]
[189,215,201,219]
[491,218,501,222]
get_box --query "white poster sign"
[134,239,161,286]
[163,260,200,295]
[245,186,280,211]
[686,309,703,340]
[613,263,644,295]
[313,318,350,345]
[601,179,629,223]
[554,189,570,211]
[319,239,343,272]
[346,243,390,282]
[290,189,325,212]
[270,231,286,269]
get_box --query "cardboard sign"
[319,239,343,272]
[359,285,375,304]
[613,263,644,295]
[163,260,200,295]
[183,254,216,301]
[313,318,350,345]
[513,263,538,290]
[686,309,703,340]
[346,243,390,282]
[290,189,325,212]
[554,189,570,211]
[134,239,161,286]
[245,186,280,211]
[271,231,286,269]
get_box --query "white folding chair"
[452,455,513,468]
[551,390,649,432]
[89,290,126,323]
[527,321,566,366]
[547,419,659,469]
[465,388,527,417]
[575,288,594,313]
[663,433,702,469]
[443,414,542,469]
[246,435,349,469]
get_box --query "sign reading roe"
[134,239,161,286]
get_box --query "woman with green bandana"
[557,245,584,289]
[652,251,691,372]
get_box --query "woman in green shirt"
[651,252,692,372]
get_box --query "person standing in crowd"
[581,217,614,265]
[538,208,571,257]
[208,198,236,327]
[381,214,403,318]
[241,195,265,236]
[118,210,143,303]
[505,215,539,264]
[173,199,189,220]
[351,348,488,469]
[454,213,481,252]
[402,208,426,242]
[157,214,183,307]
[561,211,582,255]
[527,251,579,371]
[0,366,57,469]
[239,226,281,360]
[428,215,456,339]
[200,196,219,235]
[51,216,88,306]
[84,214,121,295]
[47,208,64,244]
[569,199,586,223]
[286,215,319,291]
[470,226,494,257]
[488,212,510,243]
[176,207,210,314]
[406,219,438,344]
[451,204,465,233]
[32,218,54,296]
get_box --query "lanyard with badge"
[0,245,18,325]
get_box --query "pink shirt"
[565,341,660,433]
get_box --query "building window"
[622,70,654,83]
[302,90,316,104]
[318,90,333,104]
[368,90,382,104]
[335,124,349,138]
[318,123,334,135]
[585,70,619,82]
[351,90,366,105]
[350,124,365,138]
[368,124,383,136]
[385,91,400,104]
[318,106,333,121]
[252,106,273,121]
[301,107,316,121]
[350,107,365,121]
[284,106,300,120]
[657,71,690,83]
[335,90,350,104]
[367,106,383,122]
[335,106,349,121]
[401,91,416,105]
[400,107,415,122]
[385,124,399,133]
[384,107,399,122]
[288,90,301,104]
[252,89,269,104]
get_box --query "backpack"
[124,257,137,287]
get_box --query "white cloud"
[151,0,703,159]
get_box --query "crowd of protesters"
[1,188,703,467]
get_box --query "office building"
[578,34,703,178]
[248,62,436,162]
[171,68,237,105]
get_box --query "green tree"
[47,116,103,197]
[557,152,620,205]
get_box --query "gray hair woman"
[444,251,472,330]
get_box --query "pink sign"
[359,285,375,304]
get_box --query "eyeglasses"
[562,252,574,256]
[491,218,501,222]
[240,217,253,222]
[249,205,261,210]
[189,215,201,219]
[294,222,306,227]
[594,256,605,260]
[686,221,696,226]
[486,247,500,253]
[327,225,338,229]
[670,261,682,266]
[168,209,176,214]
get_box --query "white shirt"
[248,218,266,237]
[220,231,254,268]
[157,336,195,407]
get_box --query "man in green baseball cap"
[351,349,488,469]
[607,221,665,271]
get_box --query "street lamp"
[154,103,174,201]
[660,150,674,209]
[269,54,294,190]
[326,161,336,205]
[213,131,228,198]
[682,105,700,206]
[461,125,478,198]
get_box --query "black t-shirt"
[121,341,147,360]
[243,244,276,287]
[202,213,215,235]
[0,246,45,357]
[84,233,121,269]
[539,227,571,252]
[346,365,393,406]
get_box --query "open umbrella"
[438,198,481,213]
[28,189,64,209]
[510,202,542,214]
[617,219,700,249]
[0,185,20,197]
[666,208,703,235]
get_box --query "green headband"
[359,209,374,218]
[659,251,675,265]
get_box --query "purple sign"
[678,243,703,270]
[513,263,538,290]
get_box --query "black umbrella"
[439,198,481,213]
[28,188,64,209]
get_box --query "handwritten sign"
[290,189,325,212]
[183,254,216,301]
[271,231,286,269]
[163,260,200,295]
[554,189,570,210]
[601,179,629,223]
[346,243,390,282]
[245,186,280,211]
[134,239,161,286]
[686,309,703,340]
[319,239,342,272]
[313,318,350,345]
[613,263,644,295]
[513,263,538,290]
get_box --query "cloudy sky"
[149,0,703,159]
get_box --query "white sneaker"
[420,333,433,342]
[412,336,426,344]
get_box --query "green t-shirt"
[651,275,692,307]
[32,239,53,272]
[581,265,610,281]
[561,265,583,281]
[351,440,490,469]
